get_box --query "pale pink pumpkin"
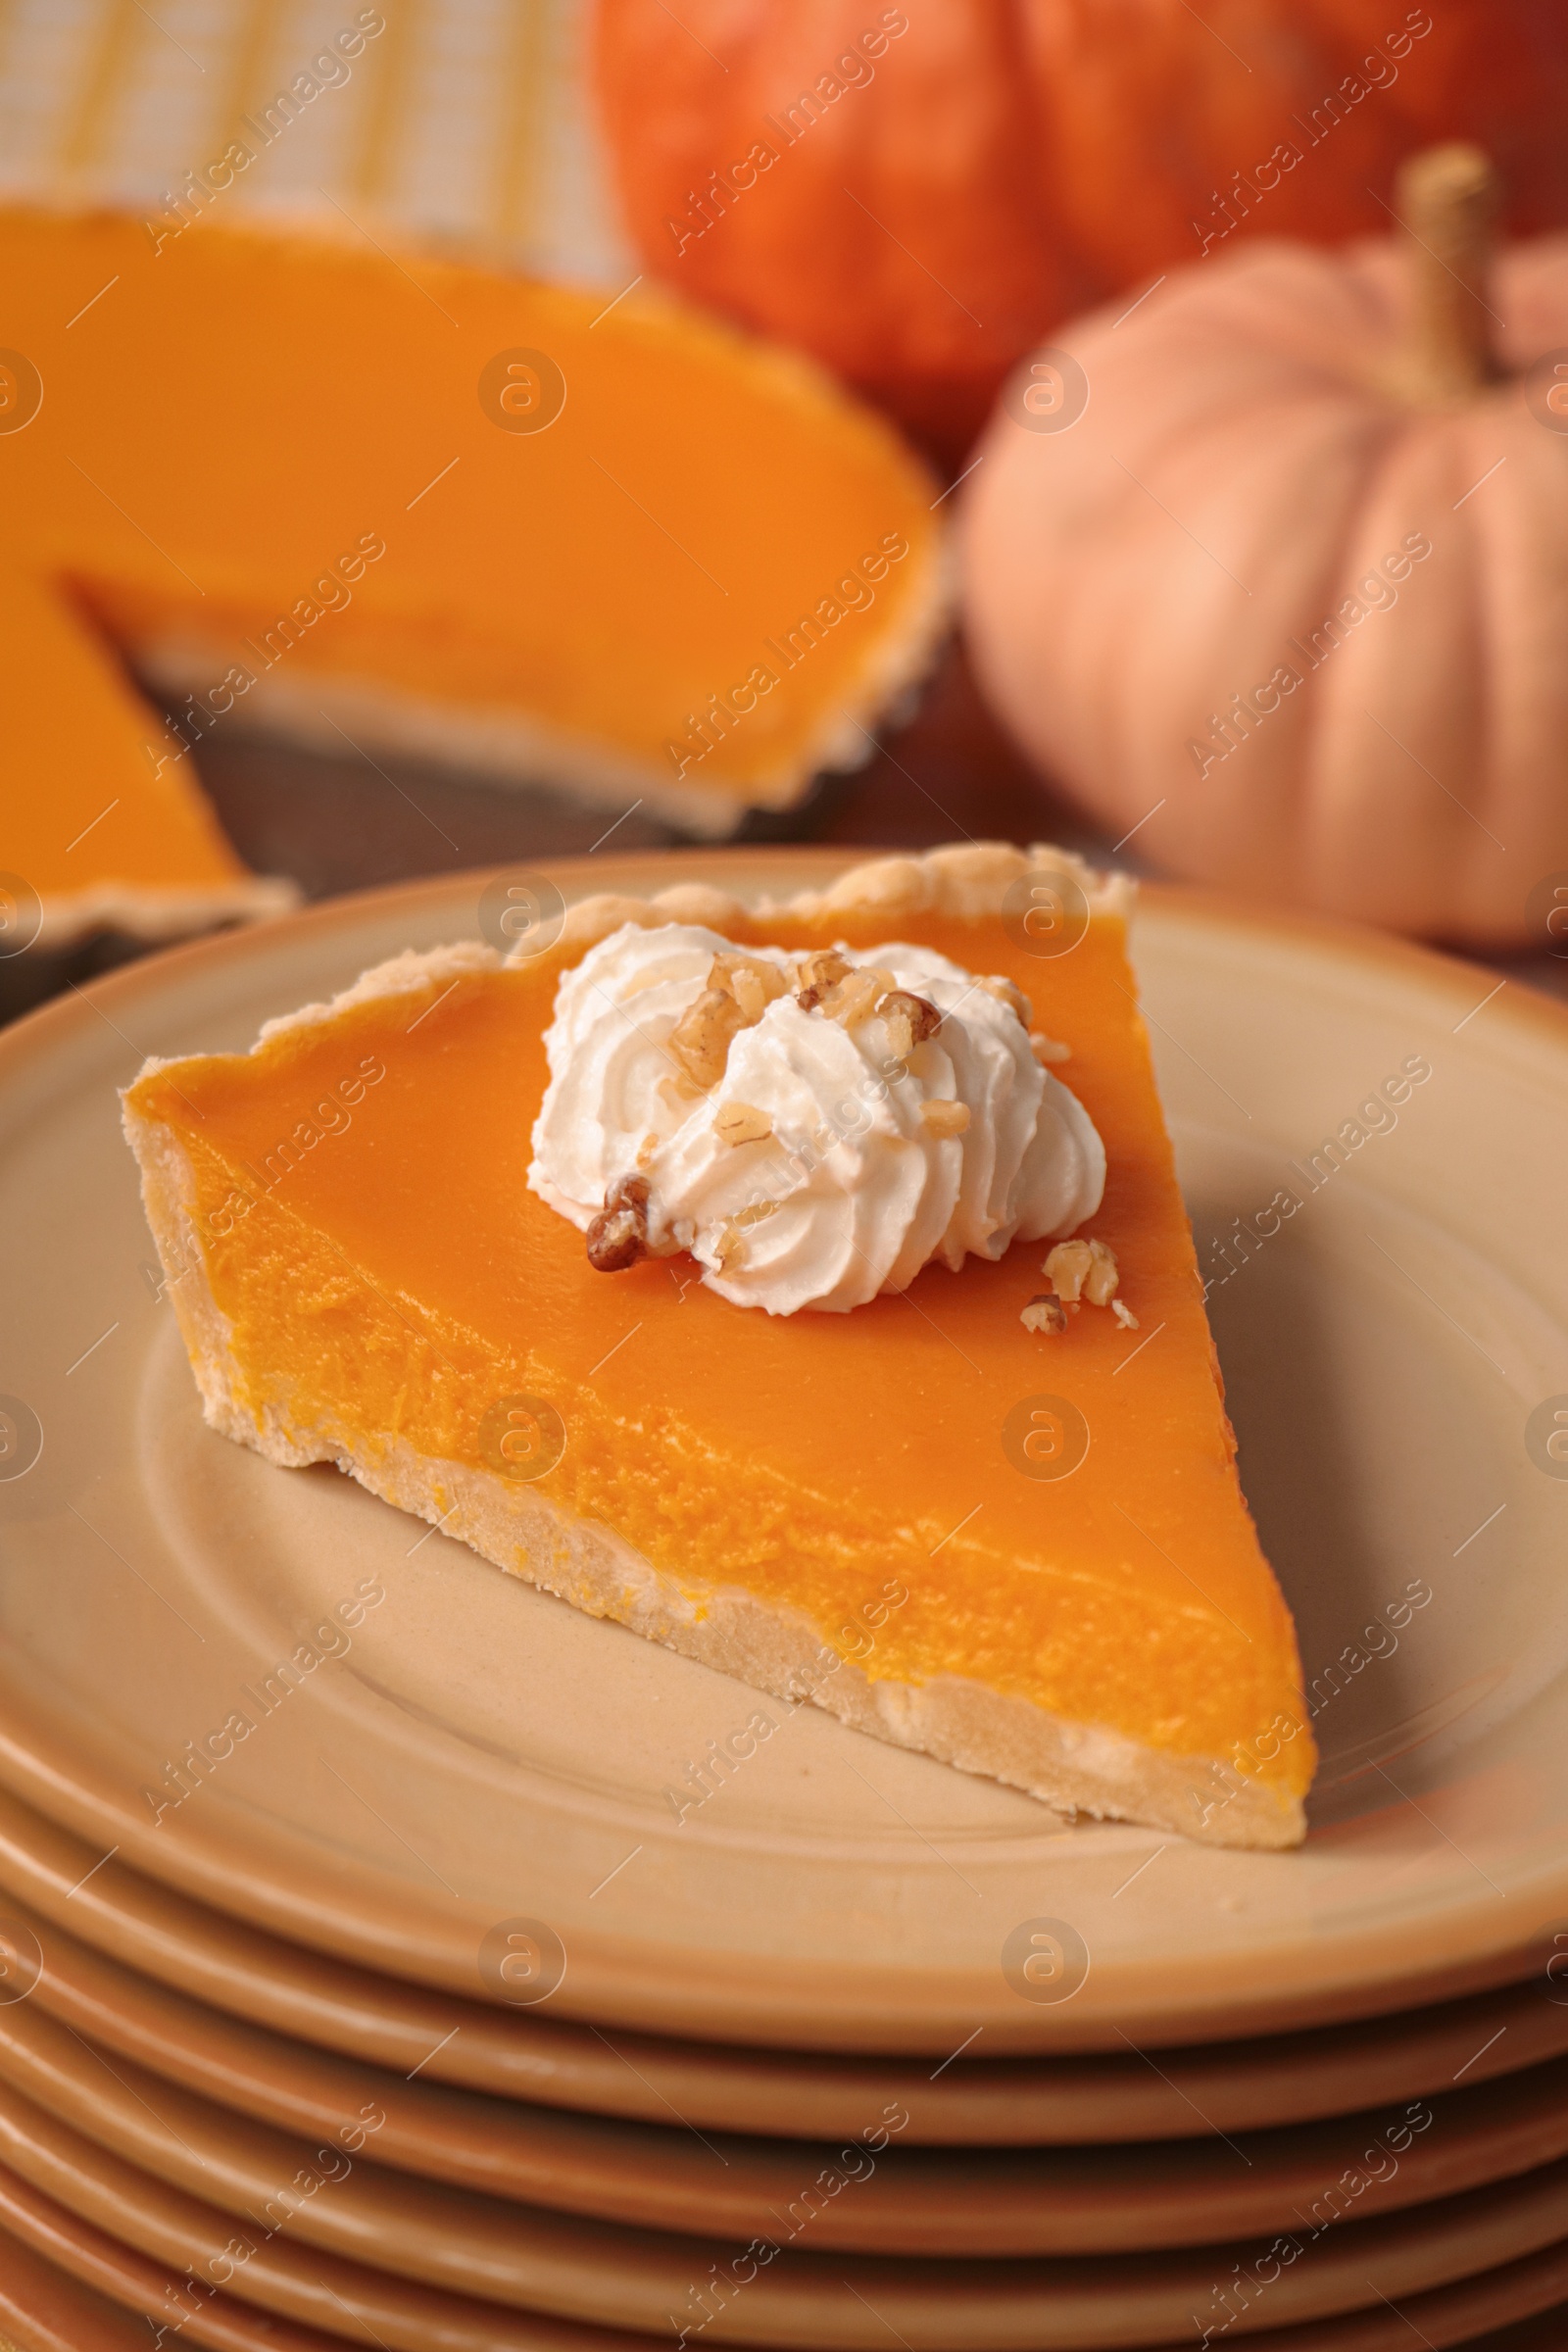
[960,146,1568,945]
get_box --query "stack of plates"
[2,851,1567,2352]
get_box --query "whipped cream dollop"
[527,922,1105,1315]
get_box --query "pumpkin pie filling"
[123,849,1314,1847]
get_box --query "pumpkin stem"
[1395,143,1502,403]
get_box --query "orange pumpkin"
[960,147,1568,946]
[594,0,1568,461]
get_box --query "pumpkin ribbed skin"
[595,0,1083,460]
[594,0,1568,460]
[960,232,1568,945]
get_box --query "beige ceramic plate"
[9,1879,1568,2258]
[8,1990,1568,2349]
[0,2172,349,2350]
[3,2176,1568,2352]
[4,2144,1568,2352]
[0,2095,645,2352]
[1,854,1566,2054]
[0,2224,153,2352]
[3,1791,1566,2155]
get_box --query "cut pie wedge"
[0,564,296,954]
[122,847,1315,1848]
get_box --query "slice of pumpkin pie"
[122,846,1314,1848]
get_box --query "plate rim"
[14,1874,1568,2257]
[7,1987,1568,2342]
[3,1781,1565,2143]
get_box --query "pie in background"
[122,847,1315,1849]
[2,207,944,956]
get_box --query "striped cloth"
[0,0,631,286]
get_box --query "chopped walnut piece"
[1111,1298,1140,1330]
[828,966,895,1030]
[1083,1240,1120,1305]
[713,1101,772,1148]
[919,1099,971,1138]
[1046,1237,1120,1307]
[796,955,944,1047]
[978,974,1033,1027]
[586,1174,651,1273]
[668,957,789,1094]
[714,1232,746,1273]
[728,970,770,1024]
[880,988,943,1058]
[1044,1238,1093,1303]
[795,948,851,1006]
[1021,1292,1067,1335]
[1030,1031,1072,1065]
[667,986,746,1091]
[712,1197,780,1273]
[709,952,789,1026]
